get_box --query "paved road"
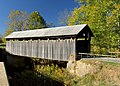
[82,58,120,63]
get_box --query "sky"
[0,0,79,34]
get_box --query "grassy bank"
[35,60,120,86]
[75,60,120,86]
[8,59,120,86]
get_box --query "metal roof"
[5,24,90,39]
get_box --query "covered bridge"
[5,24,94,61]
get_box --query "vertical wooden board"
[32,41,34,57]
[19,41,21,55]
[14,41,16,54]
[30,40,32,57]
[32,41,35,57]
[54,40,56,60]
[57,40,59,60]
[36,40,38,57]
[28,41,29,57]
[55,40,58,60]
[44,40,46,59]
[45,40,48,59]
[6,41,8,52]
[29,41,31,57]
[8,41,9,52]
[50,40,53,60]
[63,40,66,61]
[21,41,23,56]
[39,40,42,58]
[38,40,40,57]
[53,40,55,60]
[12,41,13,54]
[10,41,11,53]
[17,41,19,55]
[25,41,28,56]
[41,40,44,58]
[11,41,13,54]
[9,41,11,53]
[66,40,69,61]
[50,40,53,59]
[65,40,68,61]
[33,41,35,57]
[27,41,29,57]
[35,40,38,57]
[34,40,37,57]
[60,40,63,61]
[13,41,15,54]
[22,41,25,56]
[34,41,36,57]
[57,40,60,60]
[73,39,76,58]
[48,39,51,59]
[31,41,33,57]
[21,41,23,55]
[24,41,26,56]
[11,41,12,54]
[9,41,10,52]
[22,41,24,55]
[25,41,27,56]
[6,41,7,51]
[15,41,17,54]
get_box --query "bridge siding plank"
[6,39,76,61]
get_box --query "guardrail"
[77,53,117,59]
[109,52,120,58]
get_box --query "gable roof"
[5,24,93,39]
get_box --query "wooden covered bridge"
[5,24,94,61]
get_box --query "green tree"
[68,0,120,53]
[3,10,47,43]
[58,9,70,25]
[8,10,28,31]
[47,22,55,28]
[2,28,14,43]
[0,34,3,43]
[27,11,47,29]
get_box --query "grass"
[35,60,120,86]
[104,61,120,66]
[76,60,120,86]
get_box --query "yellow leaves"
[68,0,120,51]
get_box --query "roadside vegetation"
[8,59,120,86]
[0,43,6,49]
[1,0,120,86]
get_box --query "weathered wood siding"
[6,39,76,61]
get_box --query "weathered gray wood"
[6,39,76,61]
